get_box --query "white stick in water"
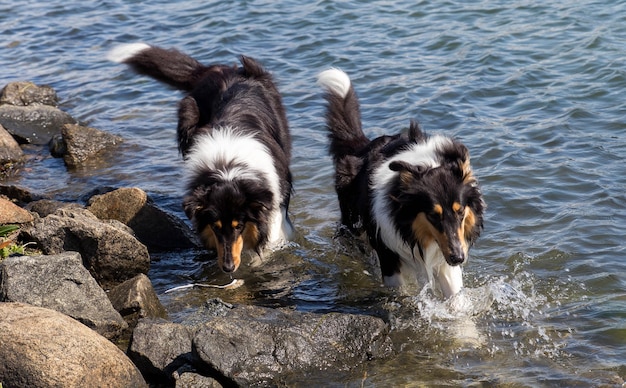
[164,278,244,294]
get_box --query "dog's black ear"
[408,120,426,142]
[389,161,428,175]
[389,160,428,186]
[183,186,211,221]
[182,195,200,221]
[177,96,200,156]
[239,55,266,78]
[441,142,470,177]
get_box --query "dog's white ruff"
[185,126,291,244]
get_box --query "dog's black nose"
[221,261,236,273]
[448,254,465,265]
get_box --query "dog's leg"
[434,264,463,299]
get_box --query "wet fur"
[318,68,484,298]
[109,43,294,273]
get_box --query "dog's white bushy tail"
[106,43,151,63]
[317,68,352,99]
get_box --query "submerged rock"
[193,303,393,386]
[0,302,147,388]
[128,299,393,386]
[0,252,127,339]
[0,81,76,145]
[61,123,123,167]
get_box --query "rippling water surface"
[2,0,625,385]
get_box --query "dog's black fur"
[110,43,293,273]
[318,68,484,298]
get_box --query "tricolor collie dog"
[109,43,294,274]
[317,68,484,298]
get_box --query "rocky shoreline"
[0,82,395,387]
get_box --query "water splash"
[391,269,573,359]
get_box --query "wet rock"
[0,252,127,339]
[87,187,200,251]
[0,196,33,224]
[0,123,23,165]
[108,273,167,329]
[0,81,75,145]
[192,304,392,385]
[0,184,42,205]
[0,104,77,145]
[0,302,147,388]
[61,123,123,167]
[0,81,58,106]
[128,319,196,384]
[20,207,150,285]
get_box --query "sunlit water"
[2,0,625,385]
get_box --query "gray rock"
[20,207,150,285]
[0,123,23,165]
[24,198,83,217]
[192,302,393,386]
[0,184,42,205]
[174,368,222,388]
[0,104,77,144]
[87,187,200,251]
[0,302,147,388]
[0,252,127,339]
[128,319,195,383]
[0,81,58,106]
[61,123,123,167]
[108,273,167,328]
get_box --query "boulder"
[192,303,393,386]
[0,104,77,144]
[0,81,58,106]
[0,252,127,339]
[108,273,167,328]
[128,320,196,384]
[0,184,42,205]
[0,196,33,224]
[87,187,200,251]
[0,123,23,165]
[61,123,123,167]
[20,207,150,285]
[0,302,147,388]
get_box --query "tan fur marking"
[399,170,413,186]
[459,207,476,255]
[231,236,243,271]
[412,213,436,249]
[433,204,443,216]
[214,220,222,229]
[452,202,463,213]
[200,225,217,250]
[242,222,259,250]
[231,220,239,229]
[463,207,476,239]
